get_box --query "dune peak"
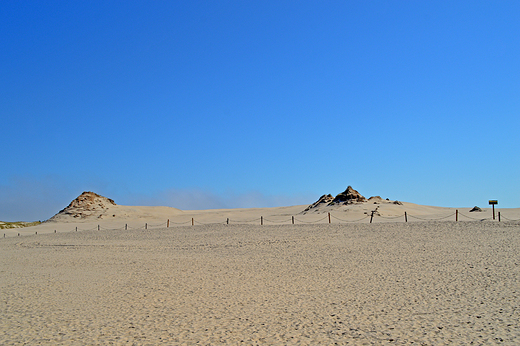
[48,191,117,221]
[331,186,367,204]
[303,186,401,213]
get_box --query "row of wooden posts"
[2,210,506,238]
[405,210,502,222]
[160,210,502,225]
[452,210,502,222]
[129,210,504,229]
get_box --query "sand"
[1,220,520,345]
[4,201,520,238]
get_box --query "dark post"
[125,224,128,230]
[404,211,408,222]
[292,216,295,224]
[370,211,374,223]
[98,225,100,230]
[456,210,458,222]
[328,212,331,224]
[261,216,263,225]
[167,219,170,228]
[145,223,147,230]
[489,200,498,220]
[498,211,501,222]
[76,227,78,232]
[227,218,229,225]
[192,218,194,226]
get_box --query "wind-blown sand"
[1,220,519,345]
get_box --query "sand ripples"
[1,222,519,344]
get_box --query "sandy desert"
[1,189,520,345]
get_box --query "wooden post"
[125,224,128,230]
[98,225,100,230]
[404,211,407,222]
[18,233,20,236]
[227,218,229,225]
[54,230,56,233]
[261,216,263,225]
[498,211,501,222]
[76,227,78,232]
[292,216,295,224]
[145,223,147,230]
[489,200,498,220]
[328,212,331,224]
[35,231,37,235]
[167,219,170,228]
[456,210,458,222]
[370,211,374,223]
[192,218,194,226]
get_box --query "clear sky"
[1,1,519,221]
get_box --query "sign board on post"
[489,200,498,220]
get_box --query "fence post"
[227,218,229,225]
[456,210,458,222]
[498,211,501,222]
[167,219,169,228]
[261,216,263,225]
[192,218,194,226]
[404,211,408,222]
[328,212,331,224]
[370,211,374,223]
[125,224,127,230]
[145,223,147,230]
[76,227,78,232]
[292,216,295,224]
[98,225,100,231]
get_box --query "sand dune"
[4,201,520,238]
[6,201,520,238]
[4,189,519,238]
[2,190,520,344]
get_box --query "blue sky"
[1,1,519,221]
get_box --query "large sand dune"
[4,189,520,237]
[2,190,520,344]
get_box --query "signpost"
[489,200,498,220]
